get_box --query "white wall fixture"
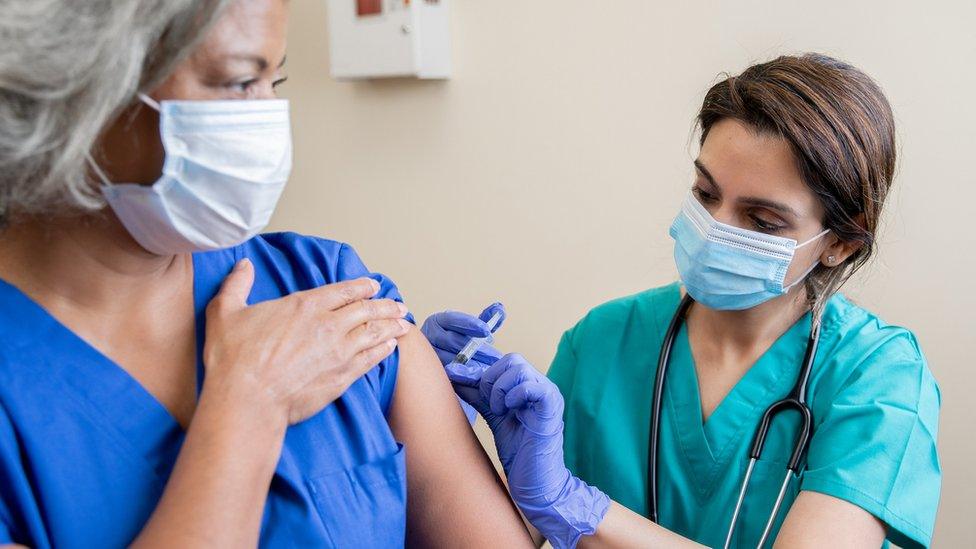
[325,0,451,80]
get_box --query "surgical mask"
[92,93,292,255]
[669,192,830,311]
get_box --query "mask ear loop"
[85,153,113,187]
[795,228,831,249]
[137,92,161,112]
[88,93,161,190]
[782,228,832,290]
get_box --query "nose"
[704,201,738,227]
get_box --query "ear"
[820,214,865,268]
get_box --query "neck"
[687,288,810,359]
[0,209,188,312]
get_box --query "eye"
[272,76,288,89]
[749,213,784,233]
[230,78,258,92]
[692,186,718,203]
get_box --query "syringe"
[454,311,503,365]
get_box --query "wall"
[272,1,975,544]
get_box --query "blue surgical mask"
[669,193,830,310]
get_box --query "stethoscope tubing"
[646,294,822,548]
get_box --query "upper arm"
[387,327,533,548]
[774,491,885,548]
[798,333,941,548]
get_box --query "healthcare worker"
[424,54,941,548]
[0,1,534,547]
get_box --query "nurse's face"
[691,118,834,287]
[95,0,290,186]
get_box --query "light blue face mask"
[669,193,830,311]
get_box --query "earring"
[827,255,836,265]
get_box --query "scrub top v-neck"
[0,232,412,548]
[548,283,941,548]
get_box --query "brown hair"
[697,53,897,316]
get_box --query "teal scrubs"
[548,283,941,548]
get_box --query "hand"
[451,352,611,549]
[422,304,506,424]
[203,259,412,425]
[421,302,506,385]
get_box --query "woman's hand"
[133,260,411,548]
[422,306,610,549]
[204,258,411,425]
[457,354,610,549]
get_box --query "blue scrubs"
[0,233,412,548]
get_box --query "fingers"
[457,397,479,426]
[452,383,489,418]
[427,324,493,358]
[335,297,408,332]
[444,360,492,387]
[478,302,507,333]
[504,380,563,421]
[301,277,381,311]
[435,311,494,338]
[347,338,399,376]
[430,333,502,365]
[210,259,255,313]
[480,354,538,417]
[488,363,527,417]
[469,344,504,366]
[347,318,411,353]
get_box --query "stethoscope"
[646,294,822,549]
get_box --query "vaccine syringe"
[454,311,503,365]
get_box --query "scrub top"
[0,232,413,548]
[549,282,941,548]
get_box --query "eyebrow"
[226,53,287,71]
[693,159,801,218]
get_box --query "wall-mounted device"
[326,0,451,80]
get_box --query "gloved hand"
[421,306,610,549]
[421,302,506,384]
[421,303,506,424]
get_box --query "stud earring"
[827,255,836,265]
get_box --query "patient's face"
[155,0,290,102]
[690,118,829,282]
[95,0,290,186]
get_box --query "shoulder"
[550,282,681,388]
[813,294,939,416]
[230,232,406,304]
[805,295,941,548]
[235,233,409,413]
[239,232,365,283]
[564,282,682,352]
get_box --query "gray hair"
[0,0,233,224]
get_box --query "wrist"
[517,471,610,549]
[198,374,289,437]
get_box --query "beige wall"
[272,0,975,545]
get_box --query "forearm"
[131,380,286,548]
[578,501,706,549]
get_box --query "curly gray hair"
[0,0,232,225]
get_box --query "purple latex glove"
[458,354,610,549]
[421,303,506,384]
[421,306,609,546]
[453,354,610,549]
[421,304,506,424]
